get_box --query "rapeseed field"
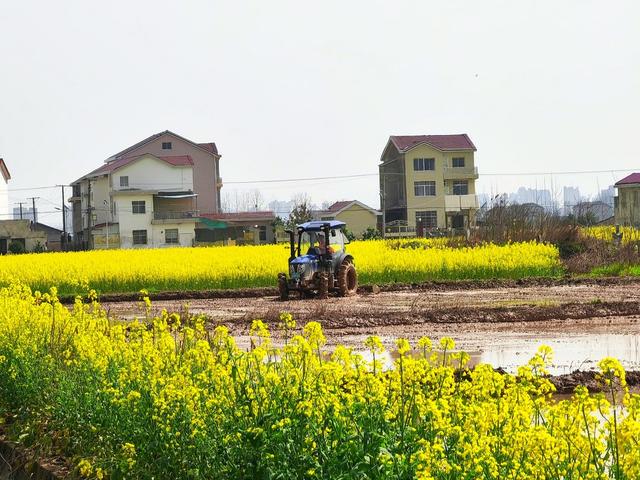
[0,286,637,479]
[0,240,561,296]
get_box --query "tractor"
[277,220,358,300]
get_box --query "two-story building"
[379,134,478,236]
[614,173,640,227]
[70,131,221,249]
[313,200,381,239]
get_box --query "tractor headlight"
[291,263,306,279]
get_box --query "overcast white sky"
[1,0,639,225]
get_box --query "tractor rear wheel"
[277,273,289,301]
[318,272,329,299]
[337,262,358,296]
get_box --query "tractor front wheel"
[338,262,358,296]
[277,273,289,301]
[317,272,329,299]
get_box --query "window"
[452,157,465,168]
[452,180,468,195]
[416,211,437,228]
[132,230,147,245]
[414,181,436,196]
[119,176,129,187]
[132,200,146,214]
[162,142,172,150]
[165,228,179,244]
[413,158,435,171]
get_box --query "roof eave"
[108,130,221,162]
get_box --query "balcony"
[445,194,478,212]
[443,166,479,180]
[152,210,200,224]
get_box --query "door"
[0,239,6,255]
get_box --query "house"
[614,173,640,226]
[0,220,47,254]
[32,222,65,251]
[197,211,277,245]
[314,200,380,239]
[0,159,10,218]
[70,131,222,249]
[379,134,479,236]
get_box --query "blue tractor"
[277,220,358,300]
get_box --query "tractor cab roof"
[297,220,346,231]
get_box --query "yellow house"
[614,173,640,226]
[379,134,479,236]
[315,201,380,239]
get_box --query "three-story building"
[70,131,221,249]
[379,134,478,236]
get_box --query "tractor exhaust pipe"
[285,229,295,261]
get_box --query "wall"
[615,186,640,226]
[113,155,193,193]
[123,133,220,214]
[335,205,378,239]
[115,193,154,248]
[403,145,477,229]
[0,178,8,219]
[0,220,47,253]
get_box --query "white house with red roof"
[0,159,10,218]
[313,200,380,239]
[70,131,221,249]
[614,173,640,226]
[379,134,479,235]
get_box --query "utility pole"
[15,202,26,220]
[60,185,67,251]
[27,197,39,224]
[86,181,92,250]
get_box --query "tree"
[221,189,266,213]
[287,194,314,229]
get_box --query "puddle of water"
[239,333,640,375]
[472,333,640,375]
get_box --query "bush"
[8,241,25,255]
[362,227,382,240]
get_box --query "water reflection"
[355,334,640,375]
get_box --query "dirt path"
[103,279,640,374]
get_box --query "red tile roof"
[328,201,353,213]
[0,159,10,182]
[615,173,640,186]
[200,211,276,221]
[107,130,220,160]
[390,134,476,152]
[197,142,219,155]
[88,154,193,177]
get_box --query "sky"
[1,0,639,226]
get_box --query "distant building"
[33,222,65,251]
[0,159,10,218]
[0,220,47,254]
[314,200,380,239]
[563,186,582,215]
[70,130,222,249]
[379,134,479,236]
[12,206,36,221]
[197,211,276,245]
[572,201,614,224]
[614,173,640,226]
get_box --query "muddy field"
[102,277,640,376]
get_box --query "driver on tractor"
[317,233,335,255]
